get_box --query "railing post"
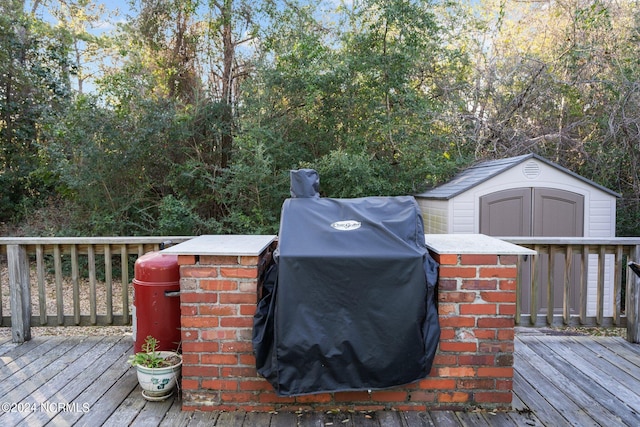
[515,255,523,325]
[628,247,640,344]
[8,245,31,343]
[530,246,540,325]
[580,244,589,325]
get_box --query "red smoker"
[132,251,181,353]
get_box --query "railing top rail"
[0,236,194,245]
[501,237,640,246]
[2,235,640,246]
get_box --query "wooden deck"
[0,330,638,426]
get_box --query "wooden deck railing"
[0,237,192,342]
[503,237,640,340]
[2,236,639,343]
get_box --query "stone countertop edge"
[160,235,277,256]
[425,234,537,255]
[160,233,535,257]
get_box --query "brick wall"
[177,243,518,412]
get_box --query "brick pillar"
[179,251,272,411]
[432,252,517,408]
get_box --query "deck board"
[514,333,640,427]
[430,411,462,427]
[514,348,600,426]
[297,411,324,427]
[454,411,490,426]
[20,336,127,426]
[0,331,638,426]
[377,410,406,426]
[526,335,640,419]
[49,335,135,426]
[513,371,570,427]
[0,335,69,383]
[401,410,436,426]
[516,335,622,425]
[0,337,20,356]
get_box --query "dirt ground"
[528,325,627,339]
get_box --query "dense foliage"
[2,0,640,236]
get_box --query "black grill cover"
[253,180,439,396]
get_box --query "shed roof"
[415,153,621,200]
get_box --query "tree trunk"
[220,0,234,170]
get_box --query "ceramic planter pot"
[134,351,182,400]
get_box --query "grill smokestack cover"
[290,168,320,198]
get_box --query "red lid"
[134,251,180,283]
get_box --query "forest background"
[2,0,640,237]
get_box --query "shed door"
[532,188,584,237]
[480,188,584,318]
[479,188,532,236]
[480,188,584,237]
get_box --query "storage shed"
[416,153,621,318]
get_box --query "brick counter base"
[178,251,516,412]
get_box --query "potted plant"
[128,335,182,401]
